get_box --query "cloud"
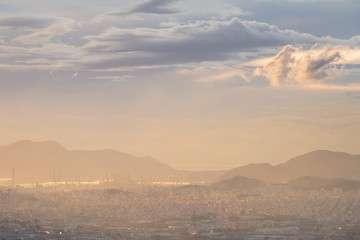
[0,17,54,29]
[254,45,346,86]
[197,70,250,83]
[218,4,248,18]
[296,45,344,82]
[0,42,80,72]
[254,45,297,86]
[72,72,79,77]
[0,13,359,77]
[176,66,251,83]
[13,18,75,45]
[118,0,181,15]
[90,75,136,82]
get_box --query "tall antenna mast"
[12,167,15,189]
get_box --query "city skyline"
[1,0,360,170]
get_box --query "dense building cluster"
[1,184,360,239]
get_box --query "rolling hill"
[288,176,360,191]
[218,150,360,184]
[212,176,266,191]
[0,140,177,183]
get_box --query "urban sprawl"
[1,182,360,240]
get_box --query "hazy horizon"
[2,139,359,172]
[1,139,244,171]
[1,0,360,170]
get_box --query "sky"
[0,0,360,170]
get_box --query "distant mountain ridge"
[219,150,360,184]
[0,140,175,183]
[3,141,358,185]
[0,140,225,184]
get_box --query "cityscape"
[1,179,360,239]
[1,0,360,239]
[2,145,360,240]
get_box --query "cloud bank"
[80,17,340,70]
[0,11,359,85]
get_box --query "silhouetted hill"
[212,176,266,191]
[219,150,360,184]
[288,176,360,191]
[0,140,225,184]
[218,162,277,183]
[0,140,177,183]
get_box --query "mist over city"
[1,0,360,239]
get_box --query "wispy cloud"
[197,71,250,83]
[176,66,251,83]
[13,18,75,45]
[90,75,136,82]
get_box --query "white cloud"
[254,45,347,86]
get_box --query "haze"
[1,0,360,170]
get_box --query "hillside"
[288,176,360,191]
[219,150,360,184]
[287,176,341,190]
[0,140,177,183]
[212,176,266,191]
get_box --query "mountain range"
[1,140,360,185]
[218,150,360,183]
[0,140,223,184]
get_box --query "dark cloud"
[0,17,55,29]
[80,18,337,69]
[113,0,181,15]
[343,64,360,69]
